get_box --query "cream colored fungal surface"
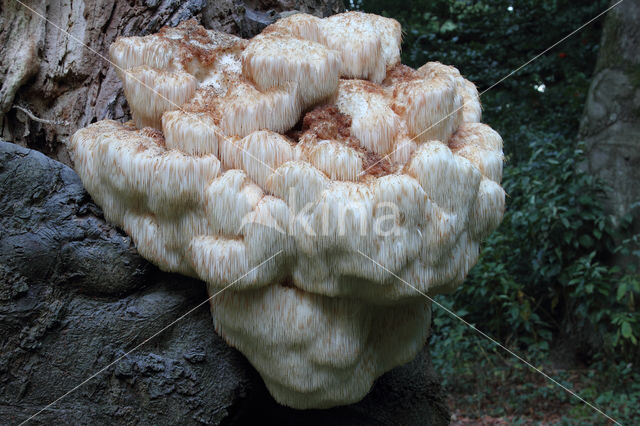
[69,13,505,409]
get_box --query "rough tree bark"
[579,0,640,238]
[0,0,344,164]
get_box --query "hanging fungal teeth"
[417,61,483,124]
[69,13,505,410]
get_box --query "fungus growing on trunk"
[69,12,505,409]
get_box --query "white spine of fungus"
[69,13,505,410]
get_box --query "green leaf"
[621,322,633,339]
[578,194,593,205]
[579,234,594,248]
[617,283,628,301]
[440,20,457,33]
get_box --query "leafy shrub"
[354,0,639,364]
[353,2,640,421]
[451,132,639,363]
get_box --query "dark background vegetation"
[353,0,639,423]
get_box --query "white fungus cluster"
[69,12,505,409]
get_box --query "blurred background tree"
[352,0,640,422]
[579,0,640,262]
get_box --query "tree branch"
[13,105,69,126]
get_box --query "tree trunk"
[0,0,344,164]
[579,0,640,239]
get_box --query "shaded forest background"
[353,0,639,423]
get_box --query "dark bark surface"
[0,140,450,424]
[0,0,344,165]
[579,0,640,236]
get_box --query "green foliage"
[353,0,606,160]
[353,0,640,421]
[353,0,639,362]
[457,132,640,362]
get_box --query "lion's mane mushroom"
[69,12,505,409]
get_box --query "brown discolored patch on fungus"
[302,105,352,141]
[361,151,393,177]
[141,127,165,145]
[299,105,393,178]
[448,129,466,152]
[159,19,248,68]
[356,79,387,95]
[382,64,419,86]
